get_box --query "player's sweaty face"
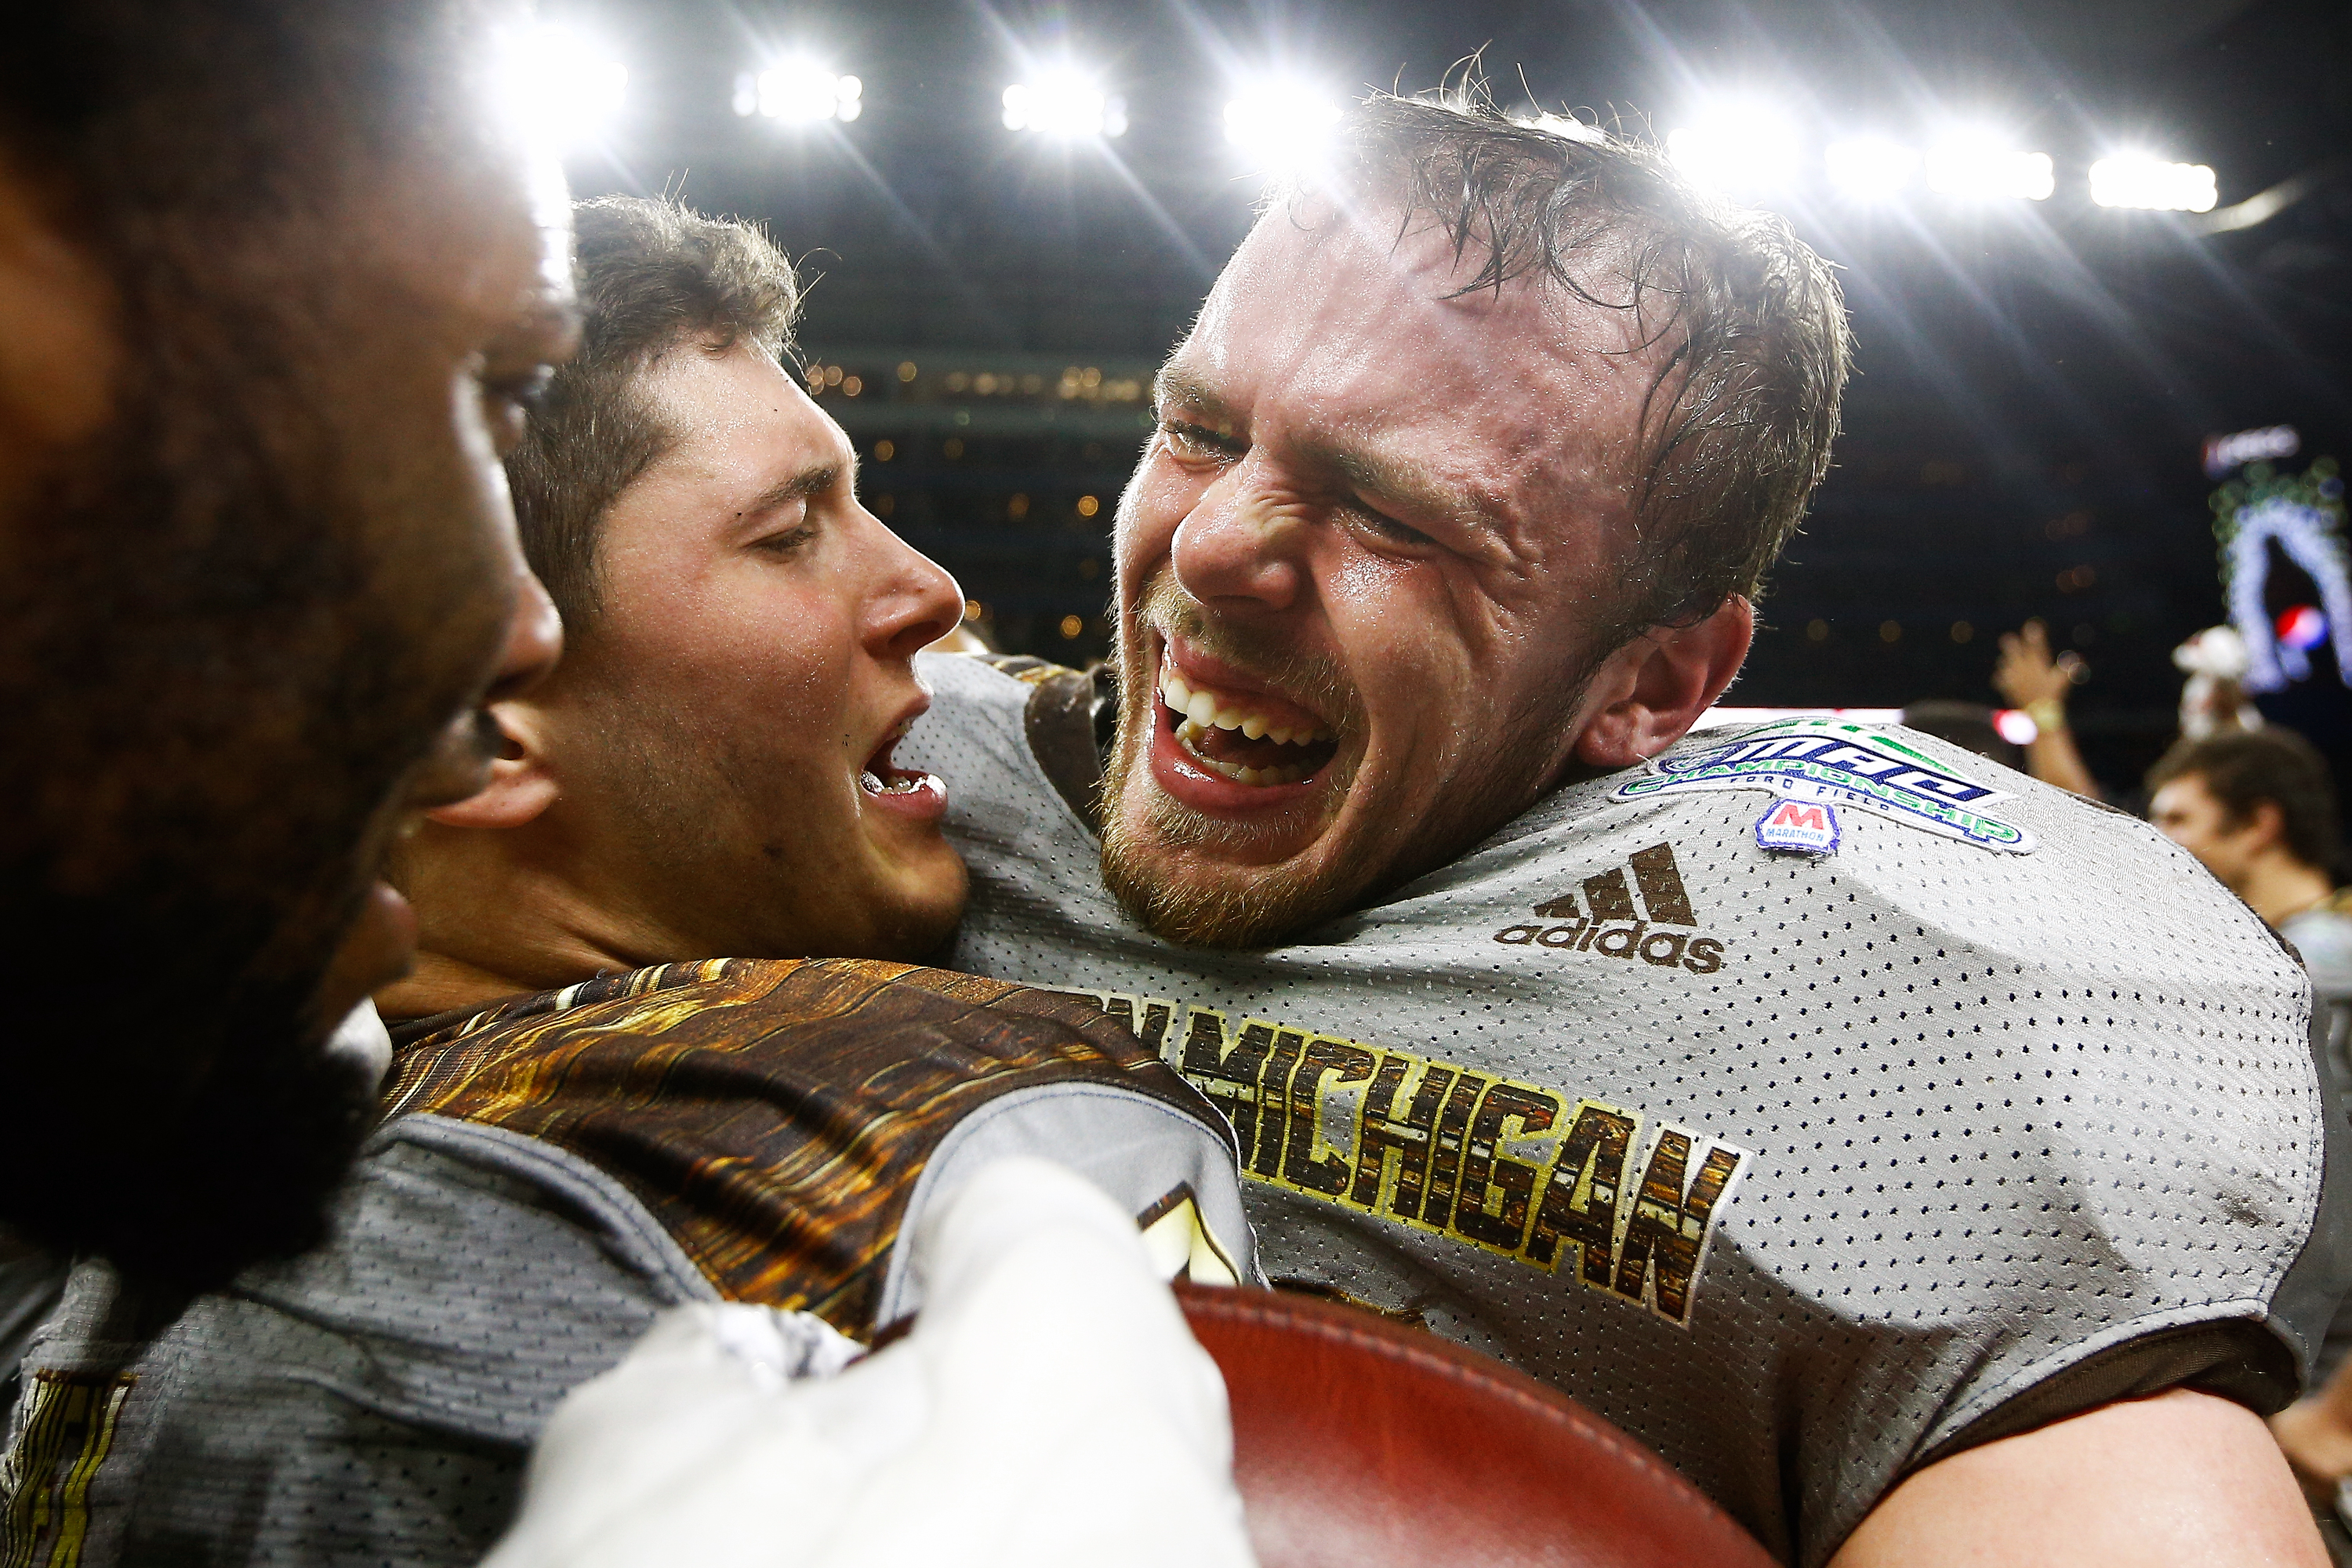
[1102,202,1656,948]
[535,343,969,965]
[0,78,572,1283]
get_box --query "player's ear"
[0,154,120,461]
[1571,597,1754,771]
[2240,799,2288,855]
[426,703,560,830]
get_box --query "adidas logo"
[1491,842,1726,974]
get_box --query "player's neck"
[2238,852,2333,929]
[375,836,679,1021]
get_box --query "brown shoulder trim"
[953,652,1109,830]
[967,652,1072,686]
[1023,664,1109,834]
[381,959,758,1052]
[378,957,1218,1339]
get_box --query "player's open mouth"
[859,721,944,803]
[1156,655,1339,789]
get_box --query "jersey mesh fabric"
[1,1127,711,1568]
[898,650,2338,1567]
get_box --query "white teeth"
[1157,656,1333,750]
[1192,753,1310,787]
[861,770,931,797]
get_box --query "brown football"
[1178,1285,1777,1568]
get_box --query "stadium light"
[1824,136,1920,200]
[497,23,627,152]
[1925,136,2054,201]
[2089,155,2216,212]
[1003,70,1127,139]
[735,57,863,124]
[1223,78,1343,172]
[1665,106,1800,195]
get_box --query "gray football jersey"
[1,1093,1254,1568]
[900,650,2350,1567]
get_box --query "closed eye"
[1159,416,1246,462]
[754,522,818,555]
[480,365,558,456]
[491,365,557,414]
[1341,499,1436,550]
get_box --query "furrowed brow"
[1322,444,1494,535]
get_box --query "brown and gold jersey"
[382,956,1247,1334]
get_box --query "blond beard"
[1097,572,1375,949]
[1097,570,1610,949]
[1099,728,1370,950]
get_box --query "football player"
[902,91,2344,1566]
[0,2,568,1299]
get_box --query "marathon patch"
[1753,798,1840,857]
[1614,720,2036,855]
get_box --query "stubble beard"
[1096,576,1376,949]
[1098,575,1610,951]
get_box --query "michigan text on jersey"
[1062,989,1751,1326]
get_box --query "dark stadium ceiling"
[542,0,2349,753]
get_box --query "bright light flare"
[2089,154,2216,212]
[736,58,862,124]
[1223,79,1343,172]
[496,24,626,152]
[1824,136,1920,200]
[1666,107,1801,195]
[1003,71,1127,138]
[1925,136,2054,201]
[1992,708,2040,746]
[1519,112,1606,146]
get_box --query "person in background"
[2149,728,2352,1053]
[2174,625,2267,740]
[1991,619,2101,797]
[2149,730,2352,984]
[2151,730,2352,1555]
